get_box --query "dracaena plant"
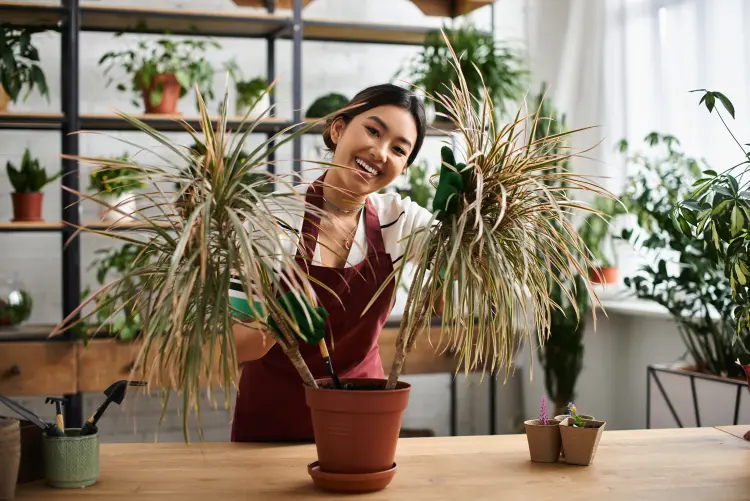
[673,90,750,341]
[50,85,331,441]
[375,32,611,390]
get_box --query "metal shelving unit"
[0,0,492,434]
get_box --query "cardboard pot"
[559,417,606,466]
[0,418,20,501]
[523,419,561,463]
[11,192,44,222]
[0,84,9,112]
[305,378,410,476]
[142,73,181,114]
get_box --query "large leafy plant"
[89,153,146,197]
[51,87,329,441]
[674,90,750,339]
[98,36,237,110]
[396,21,527,119]
[0,27,49,104]
[376,37,610,389]
[621,132,747,378]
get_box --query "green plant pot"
[42,428,99,489]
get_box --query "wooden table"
[16,427,750,500]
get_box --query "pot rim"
[524,418,561,426]
[306,377,412,393]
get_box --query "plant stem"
[281,341,317,388]
[386,283,429,390]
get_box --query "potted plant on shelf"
[234,76,269,117]
[396,21,527,122]
[0,276,32,328]
[524,396,562,463]
[6,148,62,222]
[558,402,606,466]
[52,34,609,493]
[0,27,50,112]
[305,93,349,119]
[98,36,238,114]
[579,196,626,285]
[89,153,145,224]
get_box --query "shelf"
[0,2,65,30]
[0,112,63,130]
[79,113,290,133]
[79,5,290,39]
[0,222,64,232]
[299,18,438,45]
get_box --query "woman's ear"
[330,117,346,145]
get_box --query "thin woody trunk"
[282,341,317,388]
[386,284,427,389]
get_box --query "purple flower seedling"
[539,395,549,425]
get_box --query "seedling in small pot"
[559,402,606,466]
[524,396,561,463]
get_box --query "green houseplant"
[0,27,49,111]
[98,36,237,114]
[52,33,609,492]
[6,148,62,222]
[396,21,527,121]
[673,90,750,338]
[621,132,748,378]
[235,76,268,117]
[89,153,145,224]
[305,93,349,119]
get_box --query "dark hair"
[322,83,426,166]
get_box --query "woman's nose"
[372,143,387,163]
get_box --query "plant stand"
[646,363,749,430]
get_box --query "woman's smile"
[354,157,381,177]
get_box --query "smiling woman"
[230,83,434,443]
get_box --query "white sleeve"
[376,193,434,265]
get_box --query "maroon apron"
[231,175,396,442]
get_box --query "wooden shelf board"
[80,220,176,231]
[300,18,438,45]
[79,5,290,38]
[0,111,64,130]
[80,113,289,133]
[0,2,65,29]
[0,221,64,232]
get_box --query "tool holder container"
[42,427,100,489]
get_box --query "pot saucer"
[307,460,397,493]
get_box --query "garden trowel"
[80,380,147,436]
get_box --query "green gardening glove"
[267,291,328,345]
[432,146,468,221]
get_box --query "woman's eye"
[366,126,380,137]
[393,147,406,156]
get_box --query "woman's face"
[327,104,418,198]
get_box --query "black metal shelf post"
[61,0,83,428]
[292,0,303,177]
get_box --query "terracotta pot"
[559,417,606,466]
[141,73,181,114]
[0,418,21,501]
[0,84,9,112]
[11,192,44,222]
[523,419,561,463]
[589,266,618,285]
[305,378,410,476]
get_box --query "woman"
[230,83,432,442]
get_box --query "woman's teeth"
[355,157,379,176]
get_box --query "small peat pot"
[0,418,21,501]
[304,378,410,493]
[524,419,562,463]
[559,417,606,466]
[42,427,100,488]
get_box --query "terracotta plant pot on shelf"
[304,378,410,493]
[589,266,618,285]
[0,418,21,501]
[142,73,181,114]
[559,417,606,466]
[11,192,44,222]
[523,419,562,463]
